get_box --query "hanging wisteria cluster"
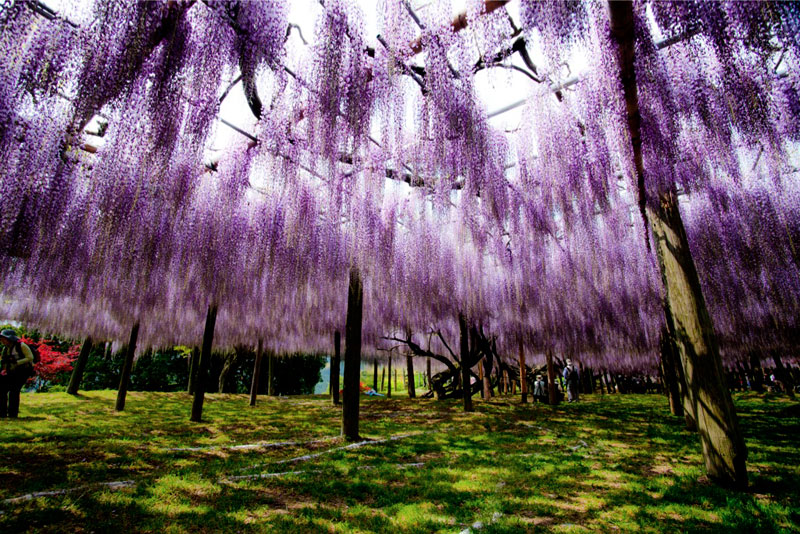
[0,0,797,371]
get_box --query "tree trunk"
[342,267,363,441]
[331,331,341,405]
[546,350,558,405]
[387,357,392,398]
[191,305,217,422]
[406,354,416,398]
[67,336,93,395]
[115,323,139,412]
[394,368,398,392]
[187,347,199,394]
[249,339,263,406]
[459,313,474,412]
[652,193,746,486]
[609,0,747,489]
[381,364,386,392]
[373,359,378,391]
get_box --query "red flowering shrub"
[19,336,80,384]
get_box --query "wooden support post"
[459,313,474,412]
[190,305,217,422]
[519,338,528,403]
[406,354,416,398]
[267,352,275,396]
[331,331,341,405]
[426,357,432,392]
[482,357,492,400]
[381,364,386,392]
[249,339,263,406]
[342,267,363,441]
[373,358,378,391]
[772,351,795,397]
[546,349,558,405]
[387,357,392,398]
[67,336,93,395]
[115,323,139,412]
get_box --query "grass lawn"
[0,390,798,533]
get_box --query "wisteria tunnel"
[0,0,799,532]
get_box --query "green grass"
[1,390,798,533]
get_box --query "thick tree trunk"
[191,305,217,422]
[373,359,378,391]
[459,313,474,412]
[115,323,139,412]
[609,0,747,489]
[659,328,683,417]
[331,331,341,405]
[187,347,199,394]
[249,339,263,406]
[387,357,392,398]
[651,194,746,486]
[342,267,363,441]
[406,354,416,398]
[67,336,93,395]
[546,350,558,405]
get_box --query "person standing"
[563,359,579,402]
[532,374,547,404]
[0,329,34,418]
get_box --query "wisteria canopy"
[0,0,798,372]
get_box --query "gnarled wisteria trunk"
[342,267,363,441]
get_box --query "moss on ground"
[0,391,797,533]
